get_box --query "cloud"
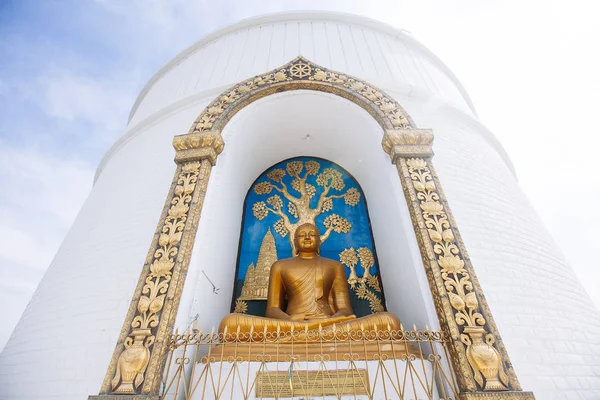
[33,69,135,146]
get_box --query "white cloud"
[31,69,137,147]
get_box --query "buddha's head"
[294,223,321,255]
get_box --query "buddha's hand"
[328,314,357,324]
[290,313,307,321]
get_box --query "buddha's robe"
[219,257,400,338]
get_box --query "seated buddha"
[219,223,400,339]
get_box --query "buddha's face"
[294,223,321,254]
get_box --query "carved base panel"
[88,395,159,400]
[459,391,536,400]
[213,340,419,361]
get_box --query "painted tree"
[252,160,361,253]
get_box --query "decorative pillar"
[382,129,535,400]
[90,131,224,400]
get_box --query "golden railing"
[159,324,459,399]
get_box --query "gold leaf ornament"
[438,255,465,274]
[355,282,384,313]
[465,292,479,310]
[313,70,327,81]
[207,105,224,115]
[138,296,150,313]
[420,201,444,215]
[149,295,166,314]
[158,234,169,247]
[379,101,396,112]
[320,198,333,213]
[442,229,455,243]
[406,158,427,170]
[343,188,361,206]
[357,247,374,277]
[413,180,426,192]
[348,81,365,92]
[286,161,303,177]
[169,232,183,246]
[234,300,248,314]
[267,169,286,182]
[181,161,201,173]
[316,168,344,191]
[428,229,443,243]
[305,160,320,175]
[254,181,273,195]
[287,202,298,218]
[168,202,189,219]
[267,195,283,210]
[324,214,351,234]
[274,71,287,82]
[339,248,358,267]
[449,292,466,311]
[150,259,174,277]
[252,202,269,220]
[389,110,410,128]
[273,219,288,238]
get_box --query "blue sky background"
[1,0,599,351]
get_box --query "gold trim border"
[460,392,536,400]
[382,127,530,396]
[98,159,213,395]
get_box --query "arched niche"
[101,57,526,397]
[180,90,438,334]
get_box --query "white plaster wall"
[1,10,599,400]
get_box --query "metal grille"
[160,325,459,399]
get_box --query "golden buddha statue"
[219,223,400,338]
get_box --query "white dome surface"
[1,11,599,400]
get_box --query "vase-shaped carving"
[464,326,507,391]
[111,329,151,394]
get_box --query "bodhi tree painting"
[232,157,387,318]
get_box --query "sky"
[0,0,599,351]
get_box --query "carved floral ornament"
[172,131,224,164]
[109,161,202,394]
[405,157,510,391]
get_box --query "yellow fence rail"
[160,325,459,400]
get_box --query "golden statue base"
[208,340,420,362]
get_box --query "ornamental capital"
[381,129,434,162]
[173,131,224,165]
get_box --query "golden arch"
[98,57,532,399]
[186,56,416,136]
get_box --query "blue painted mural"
[231,157,385,317]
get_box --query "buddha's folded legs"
[344,312,401,332]
[218,312,401,341]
